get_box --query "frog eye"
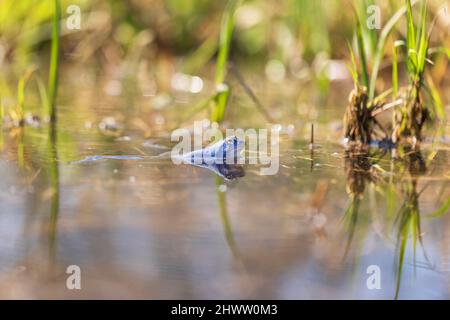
[227,136,237,144]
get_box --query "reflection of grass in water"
[0,103,3,150]
[342,148,377,258]
[383,149,436,299]
[15,69,34,169]
[215,175,240,260]
[394,179,426,300]
[17,129,25,169]
[47,124,60,263]
[428,197,450,218]
[342,195,361,259]
[341,147,448,299]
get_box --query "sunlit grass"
[345,0,447,144]
[391,0,445,141]
[404,0,429,84]
[351,0,420,102]
[210,0,241,124]
[16,68,35,124]
[392,41,399,99]
[48,0,60,124]
[355,14,370,89]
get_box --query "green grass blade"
[16,68,35,121]
[0,100,3,121]
[48,0,61,123]
[416,0,428,75]
[35,75,49,117]
[346,41,359,86]
[211,0,241,124]
[211,84,231,123]
[392,41,398,98]
[215,0,240,85]
[426,74,445,120]
[406,0,418,76]
[369,0,420,101]
[364,0,378,57]
[355,15,370,89]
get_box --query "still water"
[0,76,449,299]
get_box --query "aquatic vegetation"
[343,4,407,145]
[343,85,373,145]
[391,0,441,144]
[174,0,241,126]
[48,0,60,124]
[47,125,60,260]
[179,0,270,125]
[393,149,428,299]
[344,0,445,147]
[215,175,240,257]
[342,146,382,256]
[211,0,241,123]
[341,144,443,298]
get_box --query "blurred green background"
[0,0,448,128]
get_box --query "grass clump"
[343,85,372,144]
[343,2,414,146]
[344,0,445,148]
[392,0,435,144]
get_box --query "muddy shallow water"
[0,75,449,299]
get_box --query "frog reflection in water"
[174,136,246,180]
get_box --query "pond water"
[0,71,449,299]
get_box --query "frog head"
[220,136,244,164]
